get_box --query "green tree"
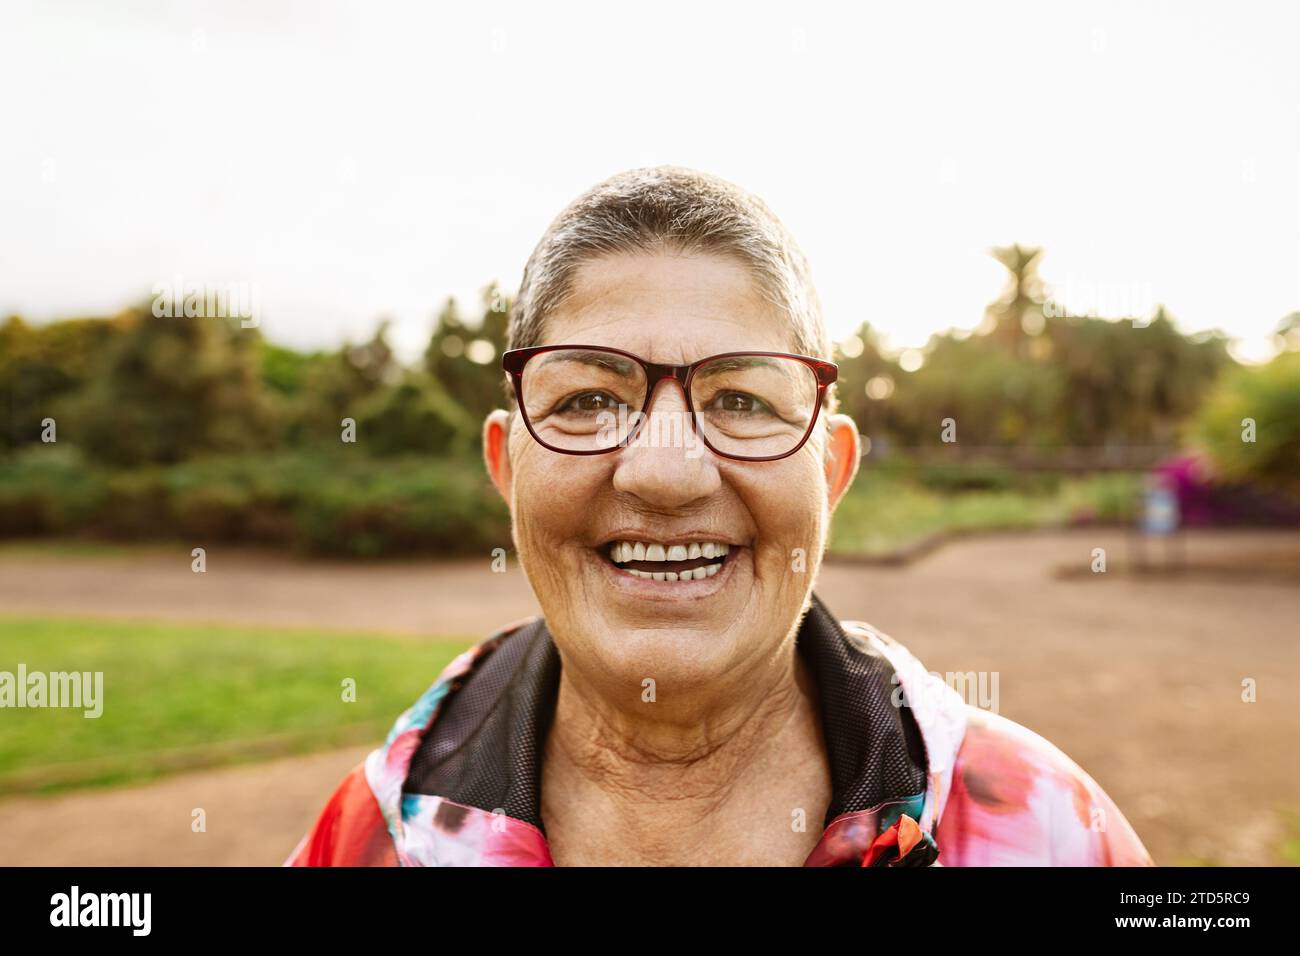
[425,283,511,424]
[1193,350,1300,497]
[831,322,899,443]
[983,244,1046,356]
[0,315,118,450]
[70,305,274,465]
[353,372,478,457]
[1044,308,1229,449]
[891,331,1064,450]
[287,321,398,448]
[260,340,320,397]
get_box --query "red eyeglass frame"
[501,344,838,462]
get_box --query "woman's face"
[484,251,860,702]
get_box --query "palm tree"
[984,244,1046,356]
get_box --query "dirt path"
[1,530,1297,865]
[0,545,543,637]
[0,747,369,866]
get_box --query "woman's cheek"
[770,462,825,545]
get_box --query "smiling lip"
[590,543,744,599]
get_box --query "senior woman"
[288,167,1152,867]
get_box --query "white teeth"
[610,540,734,562]
[618,562,722,581]
[606,537,736,582]
[617,561,723,582]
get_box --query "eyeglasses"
[501,345,838,462]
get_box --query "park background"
[1,0,1298,865]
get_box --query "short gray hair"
[506,166,836,413]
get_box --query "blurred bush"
[0,444,106,534]
[829,467,1143,556]
[915,460,1037,494]
[1192,350,1300,498]
[0,445,510,557]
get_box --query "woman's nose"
[610,380,721,508]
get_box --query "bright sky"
[2,0,1297,363]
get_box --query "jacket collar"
[365,592,967,866]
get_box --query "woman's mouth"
[599,539,735,582]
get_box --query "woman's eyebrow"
[536,351,637,375]
[696,356,783,377]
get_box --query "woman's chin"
[585,631,741,696]
[545,544,756,685]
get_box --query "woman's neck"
[540,650,832,866]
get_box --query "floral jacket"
[287,593,1153,867]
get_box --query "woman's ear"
[823,413,861,512]
[482,409,514,504]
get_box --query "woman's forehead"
[543,251,798,356]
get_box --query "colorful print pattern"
[288,617,1153,867]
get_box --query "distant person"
[288,167,1152,866]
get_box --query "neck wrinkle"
[544,647,818,815]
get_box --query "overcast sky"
[2,0,1297,363]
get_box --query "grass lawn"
[0,615,473,794]
[829,471,1142,557]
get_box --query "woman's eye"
[558,391,618,414]
[712,391,769,414]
